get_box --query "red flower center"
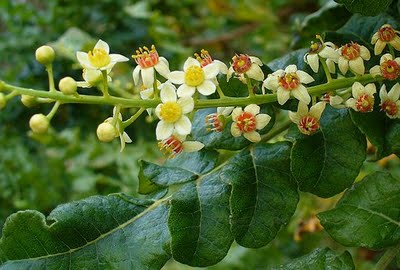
[133,45,159,68]
[380,60,400,80]
[381,100,398,116]
[378,26,396,42]
[279,72,300,90]
[341,43,360,60]
[205,113,225,132]
[158,136,183,158]
[195,49,213,67]
[356,94,374,113]
[236,112,256,132]
[299,116,319,135]
[232,54,252,73]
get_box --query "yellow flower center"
[88,48,111,68]
[185,66,205,87]
[160,102,182,123]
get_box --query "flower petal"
[177,97,194,113]
[246,64,264,81]
[183,57,200,71]
[182,141,204,152]
[349,57,365,75]
[309,102,326,120]
[297,70,314,84]
[285,65,297,73]
[360,46,371,60]
[214,60,228,74]
[346,98,357,111]
[140,88,154,100]
[203,63,219,79]
[231,107,243,121]
[297,101,309,117]
[141,67,155,87]
[156,121,174,140]
[174,116,192,135]
[244,104,260,115]
[94,39,110,54]
[306,54,319,73]
[262,75,279,92]
[132,65,141,85]
[369,65,381,77]
[249,56,262,66]
[255,114,271,130]
[292,85,311,104]
[326,59,336,74]
[338,57,349,75]
[177,84,196,97]
[76,52,93,69]
[160,82,177,103]
[371,32,379,44]
[155,59,171,79]
[379,84,388,100]
[168,71,185,84]
[244,131,261,142]
[374,39,386,55]
[390,36,400,50]
[197,80,216,96]
[109,54,129,63]
[277,87,290,105]
[388,83,400,101]
[364,83,377,96]
[352,82,364,98]
[230,123,242,137]
[320,46,338,60]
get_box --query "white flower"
[227,54,264,82]
[155,82,194,140]
[195,49,228,74]
[321,93,346,109]
[230,104,271,142]
[76,39,128,71]
[76,69,111,88]
[371,24,400,55]
[158,133,204,159]
[304,37,339,73]
[338,42,370,75]
[289,102,326,135]
[168,57,219,97]
[262,65,314,105]
[369,53,400,81]
[132,45,170,87]
[205,106,234,132]
[346,82,376,113]
[379,83,400,119]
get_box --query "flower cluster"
[12,23,400,158]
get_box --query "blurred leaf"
[319,171,400,249]
[385,120,400,157]
[335,0,393,16]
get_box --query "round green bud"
[21,95,38,108]
[35,45,55,65]
[29,114,49,134]
[59,77,77,95]
[96,122,118,142]
[0,93,6,109]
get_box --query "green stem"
[101,70,110,99]
[389,44,396,59]
[112,105,121,125]
[246,76,255,97]
[216,84,226,98]
[46,101,61,120]
[46,64,56,92]
[375,243,400,270]
[261,120,292,142]
[1,74,377,109]
[319,56,333,83]
[5,91,18,101]
[122,107,145,128]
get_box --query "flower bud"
[29,114,49,134]
[21,95,38,107]
[0,93,6,109]
[59,77,77,95]
[96,122,118,142]
[35,45,55,65]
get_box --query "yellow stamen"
[185,66,205,87]
[160,102,182,123]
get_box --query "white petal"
[349,57,365,75]
[388,83,400,101]
[168,71,185,85]
[156,121,174,140]
[277,87,290,105]
[297,101,309,117]
[140,88,154,100]
[360,46,371,60]
[244,104,260,115]
[364,83,377,96]
[390,36,400,50]
[255,114,271,130]
[177,84,196,97]
[76,81,91,88]
[183,57,200,71]
[381,53,393,64]
[246,64,264,81]
[292,85,311,104]
[231,107,243,121]
[288,111,300,124]
[154,60,171,78]
[297,70,314,84]
[263,75,279,91]
[352,82,364,98]
[182,141,204,152]
[94,39,110,54]
[249,56,262,66]
[197,80,216,96]
[214,60,228,74]
[177,97,194,114]
[174,116,192,135]
[109,54,129,63]
[123,132,132,143]
[142,67,155,87]
[119,135,126,152]
[326,59,336,74]
[338,57,349,75]
[76,52,93,69]
[230,123,242,137]
[244,131,261,142]
[330,95,344,107]
[379,84,388,100]
[203,63,219,79]
[371,32,379,44]
[306,54,319,73]
[227,67,234,81]
[285,65,297,73]
[155,104,162,119]
[132,65,141,85]
[374,40,386,55]
[369,65,381,77]
[319,46,338,60]
[346,98,357,110]
[217,106,234,116]
[309,102,326,120]
[160,82,177,103]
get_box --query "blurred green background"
[0,0,398,269]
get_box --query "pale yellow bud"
[35,45,55,65]
[59,77,77,95]
[29,114,49,134]
[0,93,6,109]
[96,122,117,142]
[21,95,38,107]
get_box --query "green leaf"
[291,106,366,198]
[318,171,400,249]
[221,142,299,248]
[335,0,393,16]
[191,106,275,151]
[138,150,219,194]
[272,247,355,270]
[385,120,400,157]
[169,174,233,267]
[0,194,171,269]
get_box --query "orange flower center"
[133,45,159,68]
[232,54,252,73]
[279,72,300,90]
[195,49,213,67]
[236,112,256,132]
[158,136,183,158]
[341,43,360,60]
[381,100,398,116]
[298,115,319,135]
[356,94,374,113]
[378,26,396,42]
[380,60,400,80]
[205,113,225,132]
